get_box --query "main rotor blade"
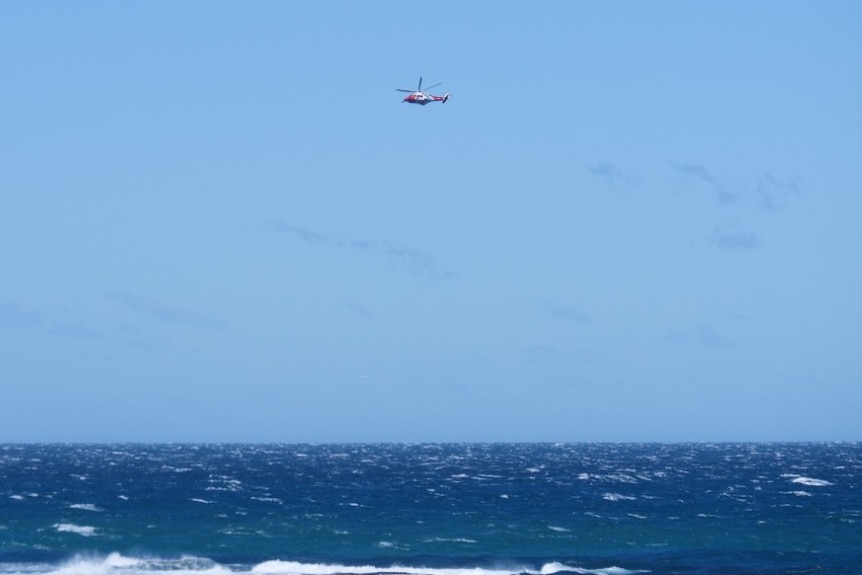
[396,89,414,92]
[424,82,442,91]
[418,76,422,91]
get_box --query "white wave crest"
[252,561,520,575]
[50,553,232,575]
[52,553,133,575]
[249,561,646,575]
[421,537,478,544]
[790,476,833,487]
[68,504,102,512]
[540,562,649,575]
[54,524,97,537]
[602,493,636,501]
[6,556,648,575]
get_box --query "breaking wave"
[0,556,646,575]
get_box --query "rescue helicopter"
[396,77,450,105]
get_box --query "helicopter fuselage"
[402,91,449,105]
[397,77,449,105]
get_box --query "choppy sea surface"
[1,444,859,575]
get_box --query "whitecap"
[591,568,651,575]
[52,553,233,575]
[252,561,525,575]
[52,552,135,575]
[602,492,636,501]
[54,523,97,536]
[541,562,574,574]
[606,474,639,484]
[252,561,390,575]
[250,496,283,504]
[69,503,102,512]
[791,476,833,487]
[103,552,142,568]
[422,536,478,544]
[540,562,649,575]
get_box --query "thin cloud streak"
[672,162,740,204]
[757,174,801,211]
[347,303,373,318]
[711,223,760,251]
[0,302,103,340]
[587,162,637,187]
[524,345,600,367]
[47,323,102,340]
[544,303,592,324]
[107,293,225,330]
[673,162,802,211]
[115,323,172,351]
[270,220,454,278]
[0,302,43,330]
[664,325,733,349]
[673,162,716,184]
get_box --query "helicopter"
[396,77,450,105]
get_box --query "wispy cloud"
[544,303,592,324]
[347,303,373,318]
[587,162,637,187]
[672,162,740,204]
[673,162,716,184]
[673,162,802,211]
[115,323,171,351]
[711,222,760,251]
[0,302,43,330]
[270,220,454,278]
[664,324,733,349]
[278,223,329,245]
[524,345,599,367]
[107,293,225,330]
[0,302,103,340]
[47,322,102,339]
[757,174,801,211]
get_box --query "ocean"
[1,443,859,575]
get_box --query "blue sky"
[2,2,860,442]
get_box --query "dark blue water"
[1,444,859,575]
